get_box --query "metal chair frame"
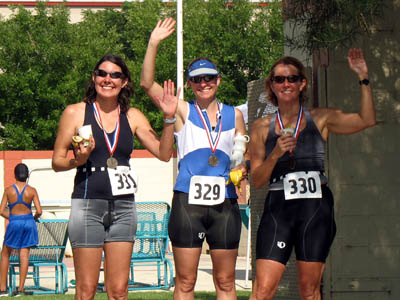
[7,219,69,295]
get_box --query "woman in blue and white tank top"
[141,18,248,300]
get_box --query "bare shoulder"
[5,185,14,195]
[126,107,146,120]
[26,185,38,194]
[252,115,271,132]
[63,102,86,115]
[126,107,149,132]
[60,102,86,126]
[251,115,272,143]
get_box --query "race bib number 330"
[188,176,226,206]
[283,171,322,200]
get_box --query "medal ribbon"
[194,101,222,154]
[93,102,120,157]
[276,105,303,155]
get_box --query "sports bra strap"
[9,184,31,210]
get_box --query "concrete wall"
[322,1,400,299]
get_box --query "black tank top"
[72,103,134,200]
[265,108,325,181]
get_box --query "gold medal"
[107,156,118,169]
[208,154,219,167]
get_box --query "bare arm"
[233,108,249,175]
[250,117,297,189]
[0,189,9,219]
[31,187,42,220]
[131,80,179,162]
[52,103,95,172]
[140,18,176,105]
[326,49,376,134]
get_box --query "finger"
[169,80,175,95]
[176,87,182,99]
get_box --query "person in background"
[0,163,42,296]
[52,54,179,300]
[141,18,247,300]
[249,49,375,300]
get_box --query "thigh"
[172,247,202,279]
[296,261,325,297]
[72,247,103,286]
[105,199,137,243]
[207,199,242,250]
[252,259,286,299]
[210,249,238,279]
[103,242,133,288]
[68,198,107,248]
[295,186,336,262]
[168,192,207,248]
[256,191,294,264]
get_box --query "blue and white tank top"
[174,100,237,198]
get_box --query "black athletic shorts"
[256,185,336,264]
[168,192,241,249]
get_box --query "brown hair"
[84,54,134,113]
[265,56,308,106]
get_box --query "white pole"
[177,0,184,100]
[245,207,251,288]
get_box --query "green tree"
[0,3,123,150]
[0,0,283,150]
[283,0,385,53]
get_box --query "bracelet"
[164,117,176,124]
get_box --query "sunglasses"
[94,69,124,79]
[271,75,303,84]
[189,75,217,84]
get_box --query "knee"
[299,281,321,300]
[214,273,235,293]
[176,274,197,293]
[76,282,98,300]
[252,279,277,300]
[106,281,128,300]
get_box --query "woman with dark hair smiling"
[141,19,248,300]
[249,49,375,300]
[52,54,179,300]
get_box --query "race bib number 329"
[283,171,322,200]
[188,176,226,206]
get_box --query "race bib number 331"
[107,166,138,196]
[188,176,226,206]
[283,171,322,200]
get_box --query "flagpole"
[177,0,184,100]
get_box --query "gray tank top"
[265,108,325,182]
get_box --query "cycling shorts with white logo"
[256,185,336,264]
[168,192,241,249]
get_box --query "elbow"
[51,161,62,173]
[140,80,151,92]
[367,119,377,128]
[160,154,171,163]
[251,176,265,189]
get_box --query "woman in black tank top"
[249,49,376,300]
[52,54,179,300]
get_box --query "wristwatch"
[359,79,370,86]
